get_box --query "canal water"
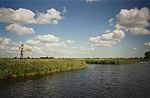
[0,62,150,98]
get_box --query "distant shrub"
[86,58,139,65]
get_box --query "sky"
[0,0,150,58]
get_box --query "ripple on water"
[0,63,150,98]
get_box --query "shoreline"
[0,59,86,80]
[85,58,140,65]
[0,58,140,80]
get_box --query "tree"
[144,51,150,60]
[14,57,17,59]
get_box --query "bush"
[85,58,139,65]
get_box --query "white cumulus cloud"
[0,7,63,25]
[89,30,125,47]
[144,42,150,46]
[104,29,111,33]
[25,39,40,46]
[36,8,63,25]
[0,8,36,24]
[6,23,35,35]
[34,34,60,43]
[23,34,76,55]
[0,7,64,35]
[0,37,11,44]
[132,48,137,50]
[66,40,75,44]
[116,7,150,35]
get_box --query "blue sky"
[0,0,150,58]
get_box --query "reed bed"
[0,58,86,79]
[86,58,139,65]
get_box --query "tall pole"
[19,44,24,59]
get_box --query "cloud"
[127,27,150,35]
[24,35,76,54]
[0,35,94,57]
[104,29,111,33]
[86,0,100,2]
[25,39,40,45]
[89,29,125,47]
[8,43,32,53]
[66,40,75,44]
[6,23,35,35]
[89,7,150,48]
[0,39,21,54]
[132,48,137,50]
[66,46,94,55]
[36,8,63,25]
[45,42,67,48]
[0,7,64,35]
[116,7,150,35]
[115,23,123,30]
[9,46,19,53]
[24,34,70,53]
[108,18,113,26]
[34,34,60,43]
[0,8,36,24]
[0,37,11,44]
[24,46,32,52]
[24,34,69,53]
[144,42,150,46]
[79,46,94,52]
[0,7,63,25]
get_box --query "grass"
[0,58,140,80]
[85,58,140,65]
[0,58,86,79]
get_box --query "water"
[0,62,150,98]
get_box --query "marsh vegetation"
[0,57,142,80]
[85,58,140,64]
[0,58,86,79]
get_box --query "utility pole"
[19,44,24,59]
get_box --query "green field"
[0,58,86,79]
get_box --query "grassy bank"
[0,59,86,80]
[85,58,140,65]
[0,58,140,80]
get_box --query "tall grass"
[86,58,139,65]
[0,58,140,80]
[0,59,86,79]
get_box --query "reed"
[85,58,139,65]
[0,58,86,79]
[0,58,140,80]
